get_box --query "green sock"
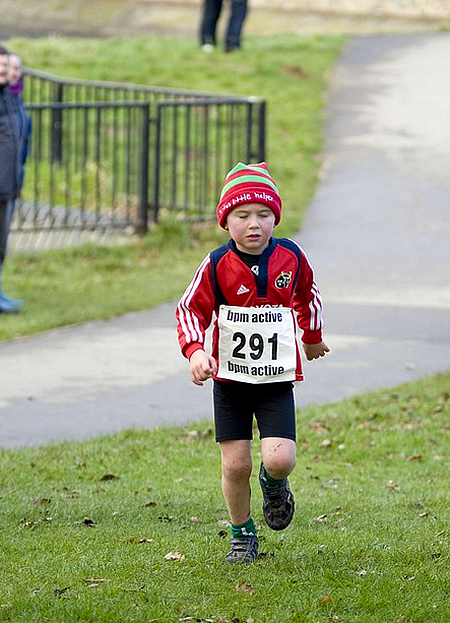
[261,463,284,486]
[231,516,256,538]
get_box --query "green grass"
[1,33,345,342]
[0,372,449,622]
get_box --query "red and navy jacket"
[176,237,323,382]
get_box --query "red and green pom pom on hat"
[216,162,282,229]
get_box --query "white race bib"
[218,305,297,384]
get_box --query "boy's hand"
[189,350,217,386]
[303,340,330,361]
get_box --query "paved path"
[1,33,449,448]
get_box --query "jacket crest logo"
[275,271,292,289]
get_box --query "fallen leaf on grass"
[310,421,328,433]
[164,551,185,561]
[124,535,153,545]
[100,473,120,481]
[54,586,70,597]
[83,578,110,587]
[32,497,51,505]
[190,516,200,524]
[63,489,81,497]
[315,514,328,522]
[435,530,447,538]
[144,501,157,507]
[185,427,213,440]
[318,594,334,606]
[284,65,310,80]
[406,455,423,462]
[234,582,254,594]
[74,517,95,527]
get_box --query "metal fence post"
[246,102,253,163]
[257,100,266,162]
[153,103,162,223]
[138,103,150,234]
[51,83,64,164]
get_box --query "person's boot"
[0,290,22,313]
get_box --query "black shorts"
[213,380,296,443]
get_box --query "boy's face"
[7,54,22,86]
[0,54,9,85]
[225,202,276,255]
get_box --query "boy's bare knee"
[264,455,296,479]
[220,440,252,482]
[222,456,252,483]
[262,438,296,479]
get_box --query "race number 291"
[232,331,278,361]
[218,306,297,384]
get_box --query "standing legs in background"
[199,0,248,52]
[225,0,248,52]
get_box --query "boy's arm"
[292,247,329,356]
[176,254,216,363]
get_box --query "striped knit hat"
[217,162,282,229]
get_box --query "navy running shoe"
[259,462,295,531]
[225,534,258,564]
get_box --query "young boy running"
[176,162,329,563]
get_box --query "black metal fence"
[22,101,150,235]
[153,97,265,222]
[11,68,265,246]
